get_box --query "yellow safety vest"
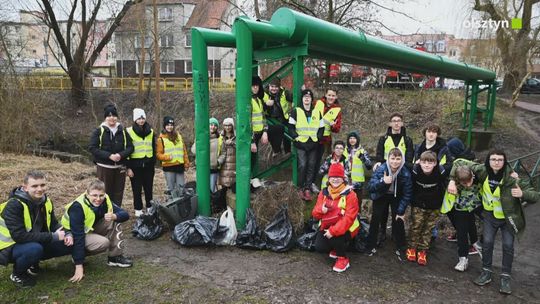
[251,97,265,132]
[318,196,360,233]
[276,90,290,120]
[127,127,154,159]
[0,198,53,250]
[440,191,456,214]
[161,135,185,166]
[314,100,341,137]
[383,136,407,160]
[62,193,113,233]
[295,107,321,143]
[99,126,126,149]
[344,149,366,183]
[481,178,505,219]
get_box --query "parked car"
[520,78,540,94]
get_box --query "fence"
[17,76,235,92]
[509,150,540,192]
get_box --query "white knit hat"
[223,117,234,128]
[133,108,146,121]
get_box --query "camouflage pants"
[409,207,439,251]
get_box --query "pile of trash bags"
[172,207,238,246]
[132,203,164,241]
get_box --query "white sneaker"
[472,241,483,258]
[135,210,144,217]
[454,257,469,272]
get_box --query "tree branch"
[40,0,73,67]
[66,0,78,55]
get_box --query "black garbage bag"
[132,204,164,241]
[263,207,294,253]
[211,188,228,214]
[296,231,317,251]
[172,215,218,246]
[236,208,266,250]
[157,189,198,228]
[351,217,370,253]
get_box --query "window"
[160,34,174,47]
[161,61,175,74]
[436,40,446,52]
[158,7,173,21]
[425,41,433,52]
[32,49,37,54]
[184,60,192,74]
[136,61,152,74]
[134,36,152,48]
[450,49,457,57]
[185,33,191,47]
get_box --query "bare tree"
[473,0,540,93]
[35,0,141,107]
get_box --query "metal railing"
[16,76,235,92]
[509,150,540,191]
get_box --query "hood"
[100,122,121,133]
[386,126,407,137]
[420,137,447,152]
[347,131,360,149]
[9,187,46,208]
[447,137,465,157]
[385,148,405,197]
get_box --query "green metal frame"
[191,8,497,228]
[461,82,497,146]
[509,151,540,191]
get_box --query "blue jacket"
[368,163,412,215]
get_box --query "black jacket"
[127,122,157,169]
[414,137,454,172]
[0,188,62,265]
[89,123,134,166]
[375,126,414,169]
[411,164,448,209]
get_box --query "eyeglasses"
[489,158,505,163]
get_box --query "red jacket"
[314,98,342,145]
[312,186,359,238]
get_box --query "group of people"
[0,80,538,296]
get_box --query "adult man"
[373,112,414,246]
[264,77,292,156]
[0,170,72,288]
[448,150,539,294]
[62,179,132,283]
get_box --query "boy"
[407,151,447,265]
[413,124,453,172]
[366,148,412,259]
[318,140,350,190]
[344,131,373,203]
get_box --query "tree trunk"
[69,68,86,107]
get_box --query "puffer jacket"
[451,159,539,235]
[368,162,413,215]
[218,134,236,187]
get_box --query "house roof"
[184,0,230,29]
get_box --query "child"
[318,141,350,190]
[344,131,373,204]
[407,151,447,265]
[191,117,223,193]
[156,116,190,193]
[366,147,412,259]
[312,163,359,273]
[217,118,236,189]
[413,124,453,172]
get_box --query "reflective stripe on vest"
[295,108,321,143]
[318,196,360,233]
[99,126,127,149]
[278,90,290,120]
[252,97,265,132]
[161,135,185,166]
[0,198,53,250]
[61,193,113,233]
[127,127,153,159]
[440,191,456,214]
[383,136,406,160]
[482,178,505,219]
[344,149,365,183]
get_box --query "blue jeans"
[11,241,72,274]
[210,173,219,193]
[482,211,514,274]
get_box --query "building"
[113,0,238,82]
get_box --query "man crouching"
[62,179,132,282]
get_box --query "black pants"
[449,209,477,257]
[251,132,263,171]
[267,124,291,154]
[297,148,318,189]
[367,195,406,250]
[129,165,155,210]
[314,230,352,257]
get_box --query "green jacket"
[450,159,539,235]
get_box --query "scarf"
[328,183,347,200]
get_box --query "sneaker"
[366,248,377,257]
[474,268,493,286]
[395,249,405,262]
[134,210,144,217]
[468,245,480,255]
[27,264,41,276]
[454,257,469,272]
[332,256,350,273]
[329,250,338,259]
[107,255,133,268]
[446,233,457,242]
[499,274,512,295]
[417,250,427,266]
[310,183,320,194]
[406,248,417,262]
[10,272,36,288]
[303,189,313,201]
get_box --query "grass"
[0,254,230,304]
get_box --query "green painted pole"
[488,84,497,127]
[462,84,469,129]
[484,85,491,130]
[233,19,254,229]
[467,83,479,147]
[292,56,304,186]
[192,28,211,216]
